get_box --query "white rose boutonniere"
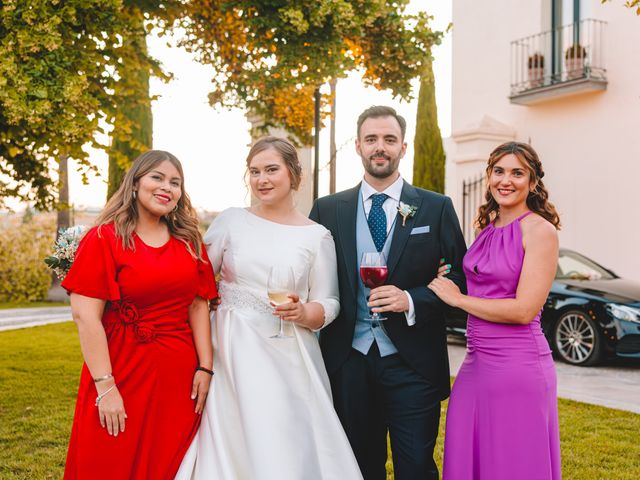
[397,201,418,226]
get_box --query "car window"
[556,251,614,280]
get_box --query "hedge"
[0,220,55,302]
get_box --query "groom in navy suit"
[309,106,467,479]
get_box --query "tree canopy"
[179,1,442,144]
[0,1,442,207]
[0,1,117,209]
[106,11,154,200]
[0,0,174,209]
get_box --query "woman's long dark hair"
[476,142,561,231]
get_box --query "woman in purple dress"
[429,142,562,480]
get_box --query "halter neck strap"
[516,211,533,222]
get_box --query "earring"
[172,204,178,213]
[133,191,137,200]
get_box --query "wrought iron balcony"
[509,19,607,105]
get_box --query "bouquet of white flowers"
[44,225,88,280]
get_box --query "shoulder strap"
[516,211,533,222]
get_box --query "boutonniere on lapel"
[397,201,418,226]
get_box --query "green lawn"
[1,323,639,479]
[0,301,68,310]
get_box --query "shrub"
[0,219,55,302]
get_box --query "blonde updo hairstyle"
[245,136,303,191]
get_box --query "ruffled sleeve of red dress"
[196,244,218,300]
[61,224,120,301]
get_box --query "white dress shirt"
[361,175,416,326]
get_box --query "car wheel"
[553,310,602,366]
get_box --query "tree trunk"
[107,15,153,200]
[413,55,445,193]
[57,154,71,233]
[50,153,71,293]
[329,78,337,194]
[313,86,321,200]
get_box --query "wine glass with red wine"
[360,252,389,323]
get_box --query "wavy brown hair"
[476,142,561,231]
[94,150,205,261]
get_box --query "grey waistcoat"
[352,188,399,357]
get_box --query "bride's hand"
[273,294,307,325]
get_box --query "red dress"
[61,224,218,480]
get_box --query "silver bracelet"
[93,373,113,383]
[95,384,116,407]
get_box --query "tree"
[328,77,337,194]
[412,55,445,194]
[179,1,443,145]
[107,11,154,199]
[106,1,184,198]
[0,0,173,209]
[0,0,122,209]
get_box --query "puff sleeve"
[202,208,232,275]
[196,245,219,300]
[61,225,120,301]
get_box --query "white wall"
[449,0,640,281]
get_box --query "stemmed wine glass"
[360,252,389,323]
[267,265,295,339]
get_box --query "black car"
[446,249,640,366]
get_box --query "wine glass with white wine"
[267,265,295,339]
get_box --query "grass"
[0,301,68,310]
[1,323,639,479]
[0,322,79,479]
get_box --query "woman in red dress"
[61,150,218,479]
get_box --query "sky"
[64,1,452,212]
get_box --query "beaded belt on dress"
[218,282,273,315]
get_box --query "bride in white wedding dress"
[175,137,362,480]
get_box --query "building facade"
[447,0,640,281]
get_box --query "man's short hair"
[356,106,407,140]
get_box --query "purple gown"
[443,212,561,480]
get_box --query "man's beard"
[363,152,399,179]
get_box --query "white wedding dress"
[175,208,362,480]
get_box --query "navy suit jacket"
[309,181,467,399]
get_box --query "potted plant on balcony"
[527,52,545,88]
[565,44,587,80]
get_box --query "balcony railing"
[510,19,607,104]
[461,174,484,246]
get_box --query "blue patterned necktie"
[367,193,388,252]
